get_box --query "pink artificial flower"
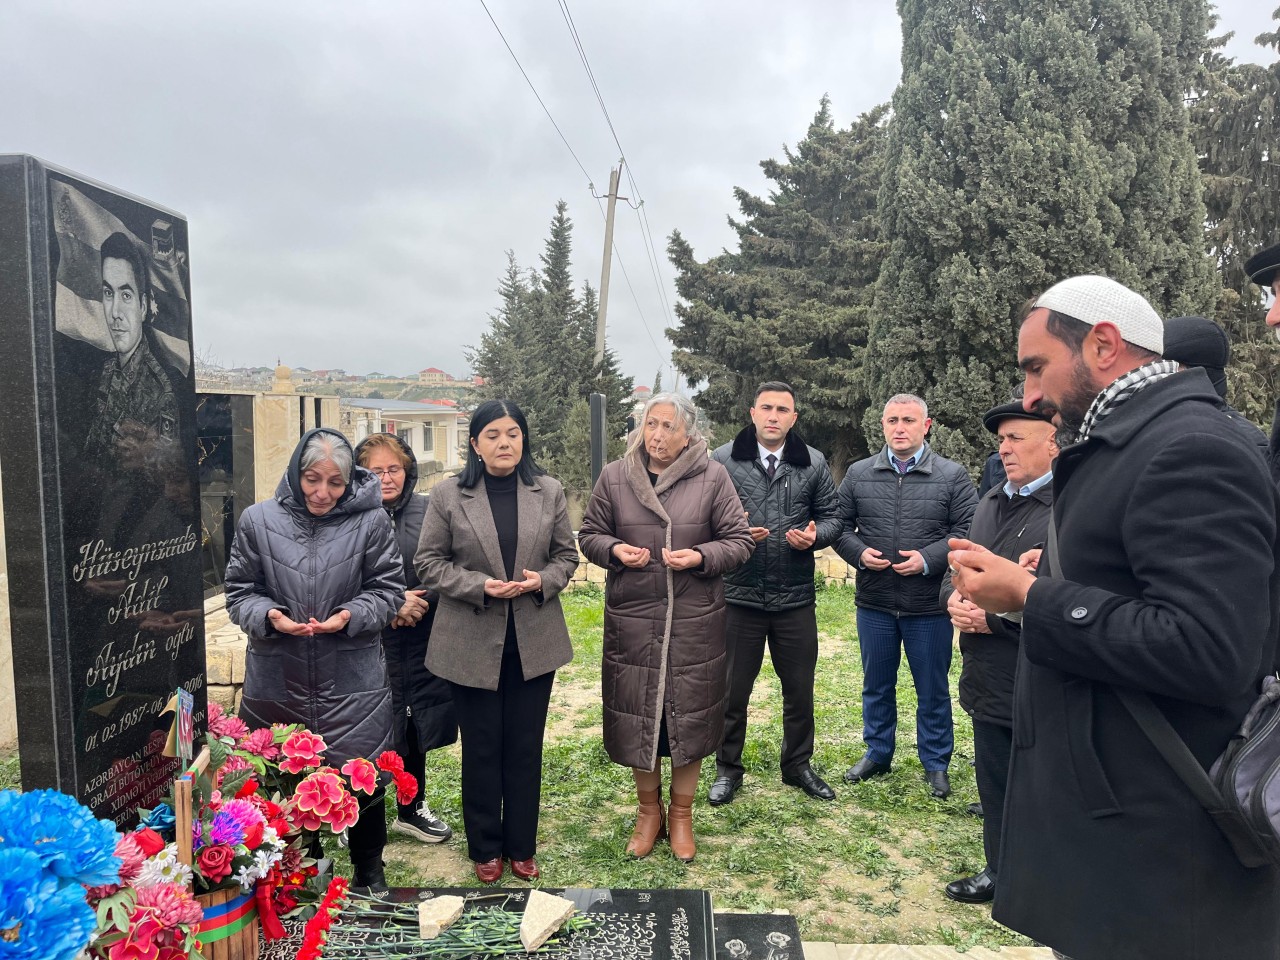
[329,792,361,833]
[294,768,346,821]
[135,883,203,928]
[340,758,378,795]
[279,731,327,774]
[115,833,147,885]
[208,701,249,741]
[220,754,252,775]
[240,727,280,759]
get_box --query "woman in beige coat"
[414,399,578,885]
[579,392,754,862]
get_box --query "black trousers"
[346,785,387,871]
[973,717,1013,878]
[449,634,554,862]
[716,604,818,778]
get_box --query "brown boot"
[667,792,696,862]
[625,788,666,858]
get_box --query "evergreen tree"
[667,98,889,472]
[1192,8,1280,425]
[466,202,633,493]
[652,368,662,394]
[867,0,1218,469]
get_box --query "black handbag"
[1045,518,1280,870]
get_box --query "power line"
[477,0,594,186]
[555,0,678,347]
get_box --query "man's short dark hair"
[100,231,150,312]
[755,381,796,404]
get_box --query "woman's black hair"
[457,398,545,488]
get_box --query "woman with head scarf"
[354,432,458,846]
[413,399,579,884]
[224,427,403,894]
[578,392,754,862]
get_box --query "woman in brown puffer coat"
[579,392,754,862]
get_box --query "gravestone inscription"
[0,155,206,825]
[258,887,717,960]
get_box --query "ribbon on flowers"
[255,878,287,941]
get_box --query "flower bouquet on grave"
[85,828,205,960]
[0,788,126,960]
[137,702,415,948]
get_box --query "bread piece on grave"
[519,890,577,951]
[418,895,467,939]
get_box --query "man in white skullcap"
[948,275,1280,960]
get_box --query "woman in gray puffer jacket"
[225,427,403,894]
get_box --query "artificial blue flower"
[0,848,97,960]
[136,801,176,838]
[0,789,121,888]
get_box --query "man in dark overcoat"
[940,401,1056,906]
[949,274,1280,959]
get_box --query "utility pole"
[593,163,622,372]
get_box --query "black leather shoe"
[781,766,835,801]
[944,866,995,904]
[843,756,892,783]
[707,774,743,806]
[966,801,984,818]
[924,769,951,799]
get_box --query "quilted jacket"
[226,427,403,768]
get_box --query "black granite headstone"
[258,888,716,960]
[0,155,206,826]
[713,912,806,960]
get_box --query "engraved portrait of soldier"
[82,231,183,459]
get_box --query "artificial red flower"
[235,777,261,799]
[133,827,166,858]
[279,731,327,773]
[393,770,419,807]
[242,821,265,849]
[294,768,347,823]
[196,843,235,883]
[375,750,404,773]
[341,758,378,795]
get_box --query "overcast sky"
[0,1,1270,386]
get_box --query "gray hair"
[627,392,702,458]
[883,393,928,419]
[300,431,353,483]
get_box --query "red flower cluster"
[375,751,418,806]
[297,876,350,960]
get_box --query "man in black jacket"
[940,401,1056,905]
[708,382,842,804]
[950,275,1280,959]
[1245,241,1280,484]
[835,394,978,799]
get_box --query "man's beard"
[1029,355,1097,441]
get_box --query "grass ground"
[363,584,1033,949]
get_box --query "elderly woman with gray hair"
[579,393,754,862]
[225,427,404,895]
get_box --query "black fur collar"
[729,425,812,467]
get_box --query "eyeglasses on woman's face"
[369,466,403,478]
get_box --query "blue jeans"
[855,607,954,770]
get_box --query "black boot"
[351,858,390,898]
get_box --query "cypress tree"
[1192,8,1280,425]
[867,0,1217,468]
[667,98,889,471]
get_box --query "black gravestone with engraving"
[0,155,206,826]
[258,888,716,960]
[713,912,805,960]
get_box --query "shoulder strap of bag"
[1043,516,1224,810]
